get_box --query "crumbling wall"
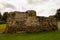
[3,10,58,33]
[38,16,57,31]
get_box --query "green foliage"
[2,12,8,22]
[0,12,9,24]
[0,21,6,24]
[56,8,60,20]
[0,13,2,21]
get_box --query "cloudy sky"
[0,0,60,17]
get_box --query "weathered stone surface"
[3,10,58,33]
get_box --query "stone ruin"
[3,10,58,33]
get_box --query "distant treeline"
[0,9,60,24]
[55,8,60,21]
[0,12,9,24]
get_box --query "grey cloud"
[1,2,15,9]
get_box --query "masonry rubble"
[3,10,58,33]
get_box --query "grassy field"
[0,31,60,40]
[58,22,60,30]
[0,22,60,40]
[0,24,6,32]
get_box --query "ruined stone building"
[3,10,58,33]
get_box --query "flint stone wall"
[3,10,57,33]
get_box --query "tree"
[2,12,8,22]
[56,8,60,20]
[0,12,2,21]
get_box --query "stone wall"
[3,10,58,33]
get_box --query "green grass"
[0,22,60,40]
[58,22,60,30]
[0,31,60,40]
[0,24,6,32]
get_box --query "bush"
[0,21,6,24]
[55,8,60,21]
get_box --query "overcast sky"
[0,0,60,17]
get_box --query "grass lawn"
[0,24,6,32]
[0,22,60,40]
[58,22,60,30]
[0,31,60,40]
